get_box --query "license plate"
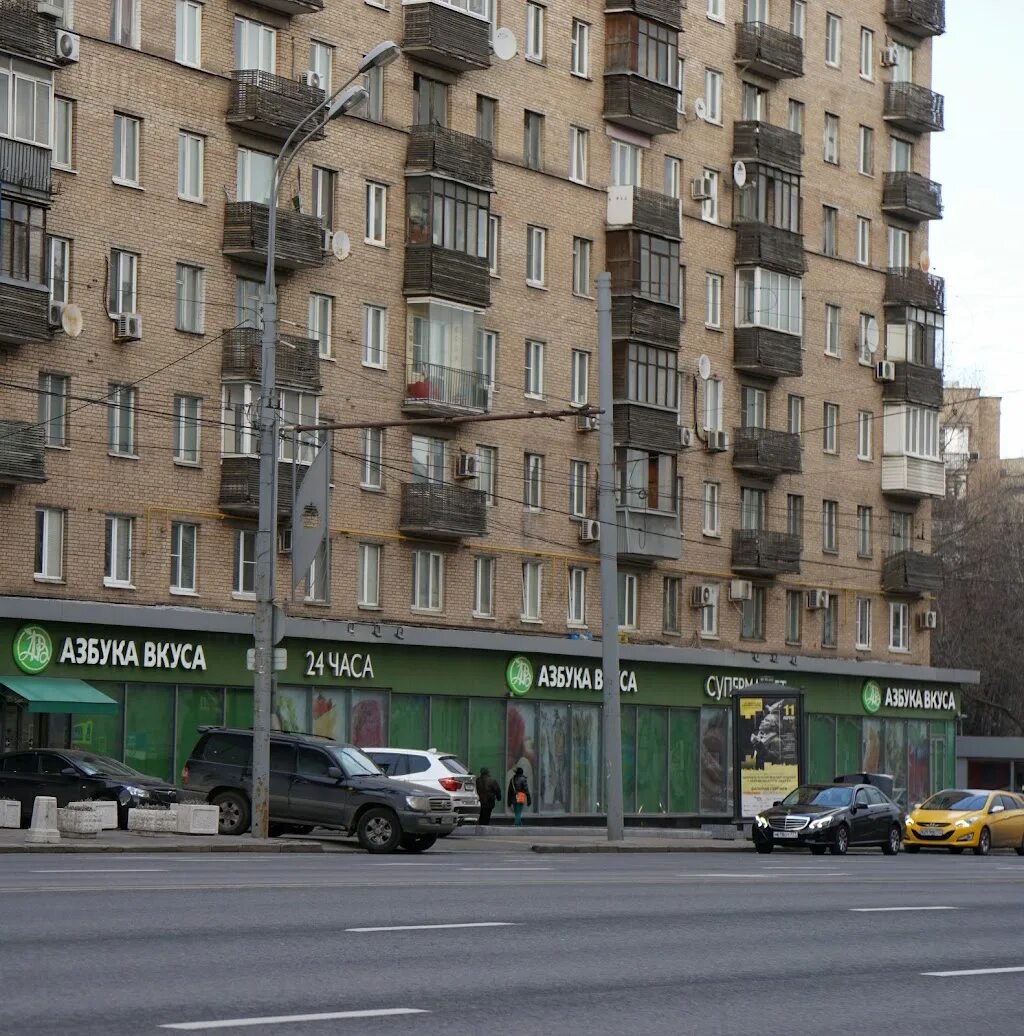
[774,831,799,839]
[922,827,943,837]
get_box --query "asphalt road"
[2,848,1023,1035]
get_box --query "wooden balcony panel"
[603,74,679,136]
[882,550,942,595]
[884,82,944,134]
[403,244,490,309]
[402,1,491,72]
[733,326,802,378]
[733,120,802,174]
[604,0,684,31]
[0,138,51,202]
[227,70,326,143]
[221,328,322,392]
[222,202,325,271]
[406,125,493,188]
[606,186,680,239]
[218,457,296,517]
[885,267,945,312]
[613,403,679,453]
[882,361,943,409]
[610,296,680,349]
[731,427,802,479]
[0,420,46,485]
[400,482,487,539]
[0,280,51,346]
[734,222,805,275]
[731,529,801,576]
[884,0,945,37]
[246,0,324,15]
[735,21,804,80]
[0,1,57,65]
[882,172,943,222]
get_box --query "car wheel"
[810,845,828,856]
[972,827,991,857]
[949,847,964,855]
[400,834,438,853]
[904,844,920,854]
[830,824,850,855]
[882,824,902,856]
[357,807,402,854]
[211,790,250,836]
[289,825,314,836]
[754,841,773,854]
[267,823,286,838]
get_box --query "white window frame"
[823,402,839,454]
[358,543,381,608]
[104,514,134,588]
[856,216,871,266]
[676,58,686,113]
[473,556,496,618]
[701,168,719,223]
[524,339,545,399]
[859,26,873,80]
[700,588,718,637]
[735,267,802,336]
[362,303,387,368]
[169,521,197,594]
[704,377,723,433]
[855,597,872,650]
[572,236,591,296]
[525,2,545,62]
[175,263,204,334]
[411,550,443,612]
[569,126,588,184]
[858,313,875,365]
[569,459,589,518]
[858,125,874,177]
[107,383,136,456]
[365,182,387,245]
[173,394,200,465]
[53,97,73,170]
[526,225,546,286]
[822,499,838,553]
[703,68,723,125]
[233,529,256,597]
[617,572,638,631]
[567,567,587,627]
[788,394,803,438]
[610,140,641,187]
[177,131,204,202]
[664,156,681,199]
[38,372,68,447]
[309,40,333,93]
[48,237,70,305]
[823,113,839,164]
[110,249,137,315]
[570,18,590,78]
[825,12,841,68]
[888,226,910,268]
[175,0,202,67]
[308,293,333,359]
[360,427,384,489]
[704,272,723,329]
[110,0,140,49]
[790,0,806,39]
[112,112,140,187]
[488,214,500,276]
[571,349,589,406]
[702,481,720,536]
[524,452,543,511]
[706,0,724,24]
[34,507,65,582]
[522,561,543,621]
[476,444,496,505]
[824,303,841,357]
[233,16,275,72]
[889,601,910,652]
[857,504,872,558]
[857,410,873,460]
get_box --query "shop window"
[699,707,731,814]
[351,690,388,747]
[174,687,223,782]
[391,694,429,751]
[808,714,836,784]
[636,707,668,814]
[124,683,173,782]
[539,704,570,812]
[570,704,601,813]
[272,687,309,733]
[668,708,699,813]
[311,690,348,741]
[506,698,537,810]
[71,683,124,760]
[430,697,468,763]
[470,699,506,809]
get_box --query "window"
[572,237,591,295]
[525,2,545,61]
[662,577,681,633]
[571,18,590,77]
[524,453,543,510]
[523,110,544,169]
[53,98,73,169]
[569,460,589,517]
[890,510,912,553]
[407,177,490,260]
[358,544,381,608]
[305,540,329,604]
[236,147,273,204]
[107,384,136,456]
[476,329,497,389]
[233,16,275,71]
[112,113,140,186]
[704,69,723,123]
[522,561,543,621]
[858,126,874,176]
[618,572,638,630]
[177,132,204,201]
[571,350,590,405]
[741,83,767,121]
[169,522,197,593]
[488,215,500,275]
[736,268,802,335]
[822,594,838,648]
[569,126,588,184]
[476,95,496,142]
[786,493,803,539]
[707,0,724,21]
[787,98,804,137]
[822,499,838,553]
[741,586,766,641]
[822,205,838,257]
[362,303,386,368]
[704,377,723,432]
[790,0,806,38]
[857,411,873,460]
[308,293,333,359]
[610,140,641,186]
[676,58,686,113]
[309,40,333,92]
[857,505,872,557]
[782,590,800,644]
[524,339,545,398]
[825,12,841,67]
[365,182,387,245]
[412,551,443,611]
[664,156,681,199]
[740,487,766,531]
[823,113,839,165]
[889,602,909,652]
[175,263,204,333]
[626,343,678,409]
[360,427,383,489]
[899,404,941,460]
[38,373,68,448]
[859,27,873,80]
[413,73,447,126]
[888,226,910,268]
[110,0,139,47]
[856,217,871,265]
[173,395,200,464]
[278,390,318,465]
[742,386,767,430]
[175,0,201,66]
[890,137,913,173]
[0,61,51,148]
[700,586,718,637]
[233,529,255,595]
[474,557,495,618]
[526,225,546,285]
[476,444,496,505]
[222,383,256,455]
[705,273,722,328]
[823,402,839,454]
[824,304,841,356]
[312,166,335,231]
[568,567,587,627]
[109,249,137,314]
[858,313,876,365]
[47,236,69,305]
[702,481,720,535]
[787,394,803,439]
[34,507,65,581]
[104,515,134,587]
[854,597,871,649]
[892,42,913,83]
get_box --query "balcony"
[884,82,944,134]
[247,0,324,15]
[402,0,491,73]
[604,0,683,31]
[400,482,487,540]
[734,222,805,276]
[885,267,945,312]
[0,138,51,203]
[882,455,945,500]
[882,550,942,596]
[882,172,943,223]
[735,21,804,80]
[606,186,680,240]
[403,362,491,417]
[221,328,322,392]
[403,244,490,310]
[0,421,46,486]
[218,457,296,518]
[733,327,802,379]
[227,71,325,144]
[603,74,679,137]
[613,403,679,454]
[611,296,680,350]
[884,0,945,37]
[0,2,57,65]
[882,361,943,409]
[731,530,801,576]
[731,427,802,479]
[616,508,681,562]
[0,280,50,346]
[733,121,802,175]
[222,202,324,271]
[407,125,493,189]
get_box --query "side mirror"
[326,766,343,781]
[772,801,781,807]
[61,767,78,777]
[990,804,1005,814]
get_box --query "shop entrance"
[0,701,70,753]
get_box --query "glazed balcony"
[734,221,805,276]
[406,124,493,188]
[247,0,324,15]
[0,421,46,485]
[604,0,684,31]
[882,172,943,223]
[218,457,297,518]
[0,280,51,346]
[221,328,322,392]
[222,202,325,271]
[731,427,802,479]
[400,482,487,540]
[606,186,681,240]
[403,245,490,310]
[884,82,944,135]
[882,361,943,409]
[731,530,801,576]
[882,456,945,500]
[733,327,802,379]
[611,296,680,350]
[227,70,325,144]
[733,121,802,175]
[603,74,679,137]
[403,362,491,417]
[884,0,945,38]
[0,137,51,203]
[882,550,942,596]
[885,267,945,312]
[616,508,681,562]
[0,1,57,65]
[735,21,804,80]
[402,0,491,73]
[613,403,680,454]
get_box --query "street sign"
[246,648,288,672]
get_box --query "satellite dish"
[330,230,351,262]
[865,317,879,354]
[493,27,518,61]
[60,303,83,338]
[697,354,712,381]
[732,160,747,187]
[919,250,930,272]
[693,97,707,122]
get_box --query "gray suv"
[182,727,457,852]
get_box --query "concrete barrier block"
[172,803,219,836]
[90,800,119,830]
[0,800,19,829]
[25,796,60,844]
[57,802,101,839]
[127,808,176,835]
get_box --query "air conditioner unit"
[112,313,142,342]
[54,28,80,63]
[691,584,715,608]
[454,452,480,480]
[918,610,938,631]
[805,589,829,610]
[678,427,694,449]
[874,360,896,383]
[881,45,899,67]
[706,430,730,452]
[576,413,598,433]
[47,301,65,329]
[277,528,293,555]
[578,519,600,544]
[729,579,753,602]
[299,70,322,89]
[690,176,713,202]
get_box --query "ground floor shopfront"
[0,603,978,818]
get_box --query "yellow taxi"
[904,789,1024,856]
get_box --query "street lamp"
[251,42,400,839]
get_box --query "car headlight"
[904,815,914,827]
[955,816,978,829]
[123,785,151,799]
[809,814,834,830]
[405,795,431,812]
[755,814,770,828]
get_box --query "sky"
[931,1,1024,458]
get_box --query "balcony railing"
[0,420,46,485]
[407,124,493,188]
[882,550,942,595]
[606,186,681,240]
[603,74,679,137]
[221,328,322,392]
[884,82,944,134]
[733,120,802,175]
[222,202,324,271]
[734,221,806,276]
[400,482,487,539]
[882,172,943,222]
[0,279,51,345]
[246,0,324,15]
[611,296,680,350]
[403,244,490,309]
[735,21,804,79]
[882,361,943,409]
[616,508,681,561]
[227,70,325,143]
[218,457,296,517]
[604,0,684,31]
[403,362,491,416]
[731,427,802,479]
[882,456,945,499]
[884,0,945,37]
[402,0,491,72]
[733,327,802,378]
[731,529,801,576]
[0,0,57,65]
[613,403,680,454]
[885,267,945,312]
[0,138,51,202]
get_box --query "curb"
[0,841,324,854]
[531,843,753,854]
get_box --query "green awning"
[0,676,118,716]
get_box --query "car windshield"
[70,753,146,778]
[327,745,382,777]
[920,791,989,812]
[780,785,853,808]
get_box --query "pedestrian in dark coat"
[506,766,532,827]
[475,767,501,826]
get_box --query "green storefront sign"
[12,625,53,675]
[862,680,883,715]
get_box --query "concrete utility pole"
[596,272,624,842]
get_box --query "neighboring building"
[0,0,971,815]
[941,386,1000,499]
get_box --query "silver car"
[362,748,481,826]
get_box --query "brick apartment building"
[0,0,975,817]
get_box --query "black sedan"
[0,749,177,827]
[752,782,903,856]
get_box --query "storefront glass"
[539,703,570,813]
[668,708,698,813]
[124,683,174,782]
[885,720,908,806]
[808,714,836,784]
[469,699,505,806]
[175,687,223,777]
[226,687,253,728]
[312,689,348,740]
[699,707,731,814]
[391,693,429,749]
[571,705,601,813]
[862,718,883,772]
[637,707,668,813]
[620,704,637,813]
[506,699,537,811]
[836,716,861,774]
[351,690,388,746]
[273,686,309,733]
[431,696,469,761]
[71,682,125,760]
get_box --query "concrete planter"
[25,796,60,844]
[127,808,176,835]
[57,802,101,839]
[89,800,119,830]
[170,803,219,836]
[0,800,19,828]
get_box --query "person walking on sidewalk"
[507,766,532,827]
[476,767,501,826]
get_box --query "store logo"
[861,680,883,715]
[506,655,534,696]
[13,625,52,675]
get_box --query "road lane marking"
[851,906,957,912]
[161,1008,428,1030]
[30,868,167,874]
[458,866,552,871]
[346,922,519,933]
[922,966,1024,977]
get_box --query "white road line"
[346,922,519,933]
[30,868,166,874]
[922,966,1024,978]
[851,906,958,912]
[458,866,552,871]
[161,1008,428,1030]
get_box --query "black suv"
[182,727,457,852]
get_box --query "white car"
[362,748,480,826]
